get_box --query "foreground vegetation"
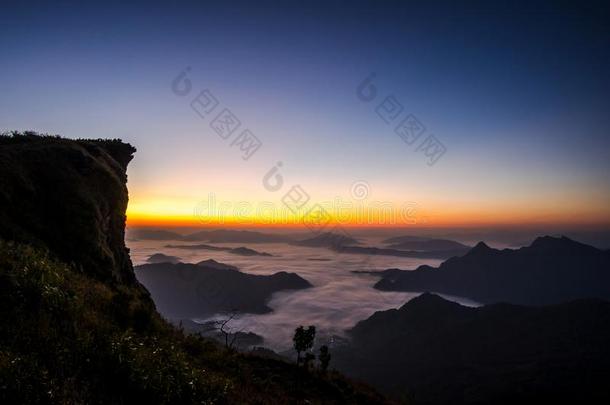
[0,240,385,404]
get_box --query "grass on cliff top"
[0,240,386,404]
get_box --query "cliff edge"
[0,132,136,284]
[0,132,386,404]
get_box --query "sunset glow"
[3,1,610,403]
[126,195,610,228]
[2,1,609,232]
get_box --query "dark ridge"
[135,262,312,318]
[374,236,610,305]
[291,232,360,248]
[146,253,181,264]
[166,243,272,256]
[382,235,429,244]
[470,241,492,252]
[332,244,469,260]
[183,229,290,243]
[196,258,239,271]
[386,238,471,252]
[335,294,610,403]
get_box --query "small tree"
[203,310,243,350]
[303,353,316,370]
[319,345,331,373]
[293,325,316,366]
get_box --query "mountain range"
[135,260,311,319]
[374,236,610,305]
[165,243,273,256]
[128,228,291,243]
[4,133,610,404]
[293,232,470,259]
[334,293,610,403]
[0,133,385,404]
[384,237,470,252]
[290,232,361,247]
[146,253,181,264]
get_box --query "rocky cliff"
[0,132,385,404]
[0,133,137,284]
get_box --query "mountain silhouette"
[146,253,181,264]
[135,260,311,319]
[291,232,360,247]
[382,235,430,244]
[165,243,272,256]
[332,244,469,260]
[182,229,291,243]
[335,293,610,403]
[293,232,468,259]
[385,238,470,252]
[195,258,239,271]
[375,236,610,305]
[127,228,293,243]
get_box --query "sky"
[1,0,609,228]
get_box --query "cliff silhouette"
[0,132,137,284]
[0,132,386,404]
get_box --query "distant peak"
[470,241,492,253]
[400,293,462,311]
[414,292,446,302]
[530,235,575,249]
[198,258,221,265]
[196,259,238,271]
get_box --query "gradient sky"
[1,0,609,228]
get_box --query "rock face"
[374,236,610,305]
[0,134,137,284]
[0,133,386,404]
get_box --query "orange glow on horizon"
[125,186,610,229]
[126,204,610,229]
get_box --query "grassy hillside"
[0,133,387,404]
[0,232,386,405]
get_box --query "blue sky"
[1,0,609,226]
